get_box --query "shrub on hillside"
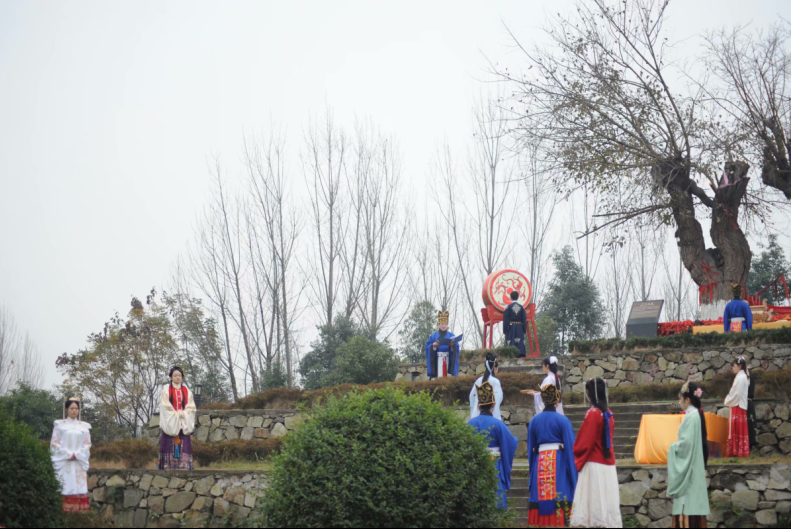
[569,326,791,354]
[203,372,545,410]
[0,384,62,440]
[91,439,158,468]
[0,412,63,528]
[259,387,506,528]
[192,439,282,467]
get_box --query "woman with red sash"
[159,366,197,470]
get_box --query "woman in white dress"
[521,356,564,415]
[470,353,503,420]
[51,398,92,512]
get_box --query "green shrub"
[259,387,506,528]
[91,439,158,468]
[204,372,545,410]
[0,412,63,528]
[192,439,282,467]
[569,326,791,354]
[0,384,62,441]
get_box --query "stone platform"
[396,357,563,382]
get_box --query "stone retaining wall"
[617,463,791,528]
[706,400,791,456]
[88,465,791,528]
[143,409,303,444]
[87,469,266,528]
[567,343,791,394]
[396,357,559,382]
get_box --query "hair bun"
[549,356,558,365]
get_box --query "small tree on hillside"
[0,384,61,441]
[543,246,606,354]
[298,316,362,390]
[327,336,401,386]
[397,300,437,363]
[748,235,791,304]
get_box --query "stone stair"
[508,471,530,525]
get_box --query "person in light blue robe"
[425,310,461,378]
[527,384,578,527]
[724,284,753,333]
[468,381,518,510]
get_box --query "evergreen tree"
[542,246,606,354]
[298,316,362,390]
[397,300,437,363]
[747,235,791,304]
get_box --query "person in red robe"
[570,377,622,528]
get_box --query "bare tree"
[499,0,755,306]
[629,221,665,302]
[0,306,43,393]
[604,240,633,339]
[303,111,348,329]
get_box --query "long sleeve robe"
[50,419,92,496]
[527,409,578,514]
[667,407,710,517]
[724,299,753,332]
[573,407,616,472]
[469,375,504,420]
[533,373,564,415]
[468,414,519,509]
[503,302,528,357]
[160,384,197,437]
[724,371,749,411]
[424,330,461,378]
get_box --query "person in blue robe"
[425,310,461,378]
[527,384,578,527]
[724,284,753,333]
[503,290,528,357]
[468,381,518,510]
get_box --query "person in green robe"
[667,381,710,528]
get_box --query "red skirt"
[727,407,750,458]
[528,509,567,527]
[62,494,90,512]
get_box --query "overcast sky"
[2,0,790,390]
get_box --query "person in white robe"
[470,353,504,420]
[521,355,564,415]
[159,366,197,470]
[51,398,92,512]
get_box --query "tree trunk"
[653,159,752,308]
[761,145,791,199]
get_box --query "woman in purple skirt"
[158,366,197,470]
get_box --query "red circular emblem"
[482,270,532,312]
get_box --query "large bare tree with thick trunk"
[499,0,759,307]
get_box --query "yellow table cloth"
[634,413,729,464]
[693,320,791,335]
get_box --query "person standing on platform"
[425,310,461,379]
[159,366,197,470]
[724,357,750,458]
[570,378,622,528]
[503,290,528,357]
[470,352,503,420]
[667,381,710,529]
[51,398,92,512]
[724,284,753,333]
[468,381,518,510]
[522,356,564,415]
[527,384,577,528]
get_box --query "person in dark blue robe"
[527,384,578,527]
[468,381,518,510]
[503,291,528,357]
[724,284,753,333]
[425,310,461,378]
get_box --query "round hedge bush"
[0,411,63,528]
[259,387,505,528]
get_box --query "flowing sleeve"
[521,305,528,333]
[494,378,503,413]
[181,388,197,435]
[534,393,545,415]
[503,305,512,331]
[75,428,91,471]
[50,422,71,462]
[469,383,479,420]
[160,385,180,437]
[527,418,539,490]
[724,374,747,408]
[667,413,699,500]
[496,420,519,492]
[425,333,436,378]
[724,303,732,333]
[562,417,579,494]
[573,409,599,472]
[745,303,753,330]
[453,338,460,376]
